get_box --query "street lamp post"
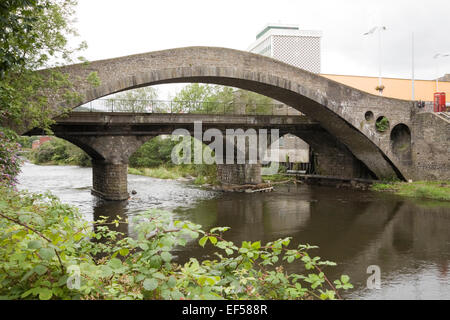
[433,53,450,92]
[364,26,387,95]
[411,32,415,101]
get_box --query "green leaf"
[251,241,261,250]
[341,275,350,284]
[21,270,35,282]
[197,276,207,287]
[38,247,55,260]
[149,256,162,269]
[161,251,172,262]
[199,236,208,247]
[119,248,129,256]
[38,288,53,300]
[108,258,122,269]
[21,289,34,299]
[167,276,177,288]
[239,248,248,254]
[34,265,48,276]
[152,272,165,280]
[143,278,158,291]
[100,265,113,278]
[208,236,217,245]
[171,290,184,300]
[28,240,43,249]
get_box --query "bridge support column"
[217,163,262,185]
[216,132,262,185]
[92,160,129,201]
[56,135,153,201]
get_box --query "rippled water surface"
[18,162,450,299]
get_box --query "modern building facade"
[248,24,321,168]
[248,23,322,73]
[322,73,450,105]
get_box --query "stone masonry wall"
[411,113,450,180]
[217,164,262,185]
[92,161,129,200]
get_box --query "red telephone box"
[434,92,446,112]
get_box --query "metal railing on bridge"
[73,99,303,116]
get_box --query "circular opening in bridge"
[365,111,374,121]
[375,116,390,133]
[390,123,412,164]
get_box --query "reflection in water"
[17,162,450,299]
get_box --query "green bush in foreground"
[0,187,352,300]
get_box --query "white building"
[248,24,322,168]
[247,23,322,73]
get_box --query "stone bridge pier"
[91,161,129,201]
[60,135,152,201]
[216,131,263,186]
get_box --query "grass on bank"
[371,180,450,201]
[128,165,217,185]
[262,174,294,183]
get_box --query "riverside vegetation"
[0,185,353,300]
[371,180,450,201]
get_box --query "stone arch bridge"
[21,47,450,200]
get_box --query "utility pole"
[411,32,415,101]
[364,26,387,96]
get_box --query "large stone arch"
[37,47,416,180]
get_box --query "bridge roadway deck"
[28,112,321,136]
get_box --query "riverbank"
[128,165,217,186]
[371,180,450,201]
[128,168,296,192]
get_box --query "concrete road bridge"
[28,109,373,200]
[16,46,449,200]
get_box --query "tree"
[235,89,274,114]
[129,136,177,168]
[172,83,273,114]
[1,0,85,131]
[107,87,159,112]
[172,84,222,113]
[0,0,84,187]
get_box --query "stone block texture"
[217,164,262,185]
[92,161,129,201]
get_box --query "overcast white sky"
[73,0,450,99]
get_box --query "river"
[17,161,450,300]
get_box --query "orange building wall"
[321,74,450,102]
